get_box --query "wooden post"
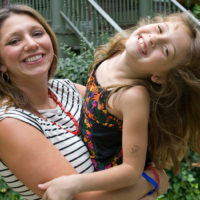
[2,0,10,7]
[139,0,152,19]
[51,0,68,57]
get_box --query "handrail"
[87,0,123,34]
[2,0,200,50]
[60,11,94,50]
[170,0,200,27]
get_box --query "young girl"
[39,12,200,200]
[0,4,167,200]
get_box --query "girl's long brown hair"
[92,13,200,174]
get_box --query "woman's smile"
[23,53,45,65]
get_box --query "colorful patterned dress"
[79,63,123,171]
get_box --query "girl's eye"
[158,25,162,33]
[164,46,169,56]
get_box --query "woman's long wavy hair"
[0,4,58,112]
[92,13,200,173]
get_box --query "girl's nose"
[24,36,39,51]
[149,34,166,47]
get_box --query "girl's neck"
[97,52,139,86]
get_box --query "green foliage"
[193,3,200,19]
[55,42,94,85]
[157,153,200,200]
[0,42,199,200]
[0,176,23,200]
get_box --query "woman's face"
[0,14,54,83]
[125,21,191,83]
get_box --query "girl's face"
[0,14,54,83]
[125,21,191,83]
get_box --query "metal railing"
[1,0,200,52]
[9,0,53,24]
[152,0,200,27]
[95,0,140,28]
[60,0,125,48]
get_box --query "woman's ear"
[0,65,7,73]
[151,74,164,84]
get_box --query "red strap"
[146,166,160,191]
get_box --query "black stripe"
[74,156,91,168]
[69,150,89,162]
[79,163,94,173]
[64,144,85,156]
[5,179,18,184]
[2,173,14,178]
[59,139,81,151]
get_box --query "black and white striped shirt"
[0,79,94,200]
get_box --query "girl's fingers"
[38,181,51,190]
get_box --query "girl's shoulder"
[109,85,150,119]
[116,85,149,104]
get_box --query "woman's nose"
[24,36,39,51]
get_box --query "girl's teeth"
[25,55,42,62]
[138,38,145,53]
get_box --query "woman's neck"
[12,77,57,110]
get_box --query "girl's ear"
[151,74,164,84]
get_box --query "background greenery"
[0,0,200,198]
[0,41,199,200]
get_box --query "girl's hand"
[38,175,80,200]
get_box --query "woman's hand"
[154,168,169,195]
[138,167,169,200]
[139,193,157,200]
[144,167,169,198]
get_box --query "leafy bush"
[56,43,200,200]
[1,43,199,200]
[157,153,200,200]
[0,176,23,200]
[55,42,94,85]
[193,3,200,20]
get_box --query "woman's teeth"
[25,55,42,62]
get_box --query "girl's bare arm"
[39,86,151,199]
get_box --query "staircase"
[2,0,200,54]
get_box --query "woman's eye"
[158,25,162,33]
[7,39,20,45]
[33,31,43,37]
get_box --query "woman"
[0,4,168,200]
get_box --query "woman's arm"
[0,117,166,200]
[39,86,151,198]
[0,118,77,197]
[39,165,168,200]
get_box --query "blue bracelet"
[142,172,158,195]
